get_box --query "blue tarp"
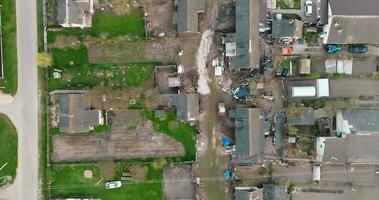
[222,135,232,147]
[224,169,231,180]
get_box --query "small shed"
[316,79,329,97]
[292,86,316,97]
[168,77,182,88]
[312,165,321,182]
[298,58,311,74]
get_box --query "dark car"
[349,45,368,53]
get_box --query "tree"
[37,52,53,67]
[285,123,299,136]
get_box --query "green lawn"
[144,110,196,161]
[38,68,48,199]
[51,45,89,67]
[277,0,301,9]
[48,9,145,44]
[48,63,155,91]
[0,114,18,186]
[48,164,162,199]
[0,0,18,95]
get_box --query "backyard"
[48,163,162,199]
[0,114,18,186]
[48,63,156,91]
[0,0,18,95]
[48,9,145,43]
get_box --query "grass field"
[0,0,18,95]
[144,110,196,161]
[51,45,89,67]
[48,9,145,44]
[48,63,156,91]
[48,164,162,199]
[0,114,18,186]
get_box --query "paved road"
[0,0,38,199]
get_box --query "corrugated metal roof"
[160,94,199,122]
[173,0,201,33]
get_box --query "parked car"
[349,45,368,53]
[105,181,122,189]
[304,0,313,16]
[325,44,342,53]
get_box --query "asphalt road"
[0,0,38,199]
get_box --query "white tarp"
[292,86,316,97]
[316,78,330,97]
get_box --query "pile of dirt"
[128,164,147,181]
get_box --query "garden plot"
[145,0,176,37]
[86,38,179,64]
[51,110,185,162]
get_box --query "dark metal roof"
[232,108,265,164]
[229,0,252,69]
[318,0,329,25]
[235,187,262,200]
[173,0,202,33]
[272,19,303,39]
[274,113,285,158]
[329,0,379,16]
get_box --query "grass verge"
[0,114,18,187]
[0,0,18,95]
[38,68,48,199]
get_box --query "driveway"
[0,0,38,199]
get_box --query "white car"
[105,181,122,189]
[304,0,313,16]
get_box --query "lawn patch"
[143,110,196,161]
[48,9,145,44]
[0,0,18,94]
[48,63,155,91]
[51,45,89,67]
[48,164,162,199]
[0,114,18,186]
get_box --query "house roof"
[232,108,265,164]
[329,0,379,16]
[160,94,199,122]
[325,16,379,44]
[263,184,289,200]
[287,107,316,126]
[228,0,257,69]
[272,19,303,39]
[59,93,101,133]
[173,0,203,33]
[322,135,379,164]
[337,109,379,135]
[318,0,329,25]
[298,58,311,74]
[58,0,94,28]
[235,187,263,200]
[274,113,285,158]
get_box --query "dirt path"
[196,30,213,95]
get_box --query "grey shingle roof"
[59,93,101,133]
[58,0,93,28]
[286,108,315,126]
[160,94,199,122]
[326,16,379,44]
[323,135,379,164]
[272,19,303,39]
[232,108,265,164]
[342,109,379,134]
